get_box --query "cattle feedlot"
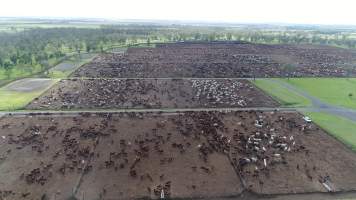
[1,41,356,200]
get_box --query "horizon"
[1,0,356,26]
[2,16,356,28]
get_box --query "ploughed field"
[27,79,278,110]
[72,42,356,78]
[1,111,356,199]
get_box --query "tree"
[75,42,83,55]
[178,34,187,41]
[39,60,50,72]
[226,33,233,41]
[98,42,105,53]
[86,44,92,53]
[3,61,13,79]
[208,34,216,42]
[10,54,18,65]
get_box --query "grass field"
[0,79,59,110]
[0,20,101,32]
[48,54,96,78]
[0,57,64,81]
[252,79,311,107]
[282,78,356,109]
[0,66,41,80]
[305,112,356,150]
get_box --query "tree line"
[1,24,356,79]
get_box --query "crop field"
[27,79,278,110]
[1,111,356,199]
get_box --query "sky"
[1,0,356,25]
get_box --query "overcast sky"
[1,0,356,25]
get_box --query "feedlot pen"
[1,42,356,200]
[1,111,356,200]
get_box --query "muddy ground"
[72,42,356,78]
[26,79,278,110]
[1,111,356,200]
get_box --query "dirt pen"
[1,111,356,199]
[73,42,356,78]
[27,79,278,110]
[2,42,356,200]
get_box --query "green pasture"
[252,79,311,107]
[0,79,59,110]
[48,54,96,78]
[281,78,356,109]
[305,111,356,150]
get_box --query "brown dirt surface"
[26,79,278,110]
[0,111,356,199]
[218,112,356,194]
[72,42,356,78]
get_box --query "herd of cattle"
[1,42,356,200]
[27,79,278,110]
[1,111,356,199]
[73,41,356,78]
